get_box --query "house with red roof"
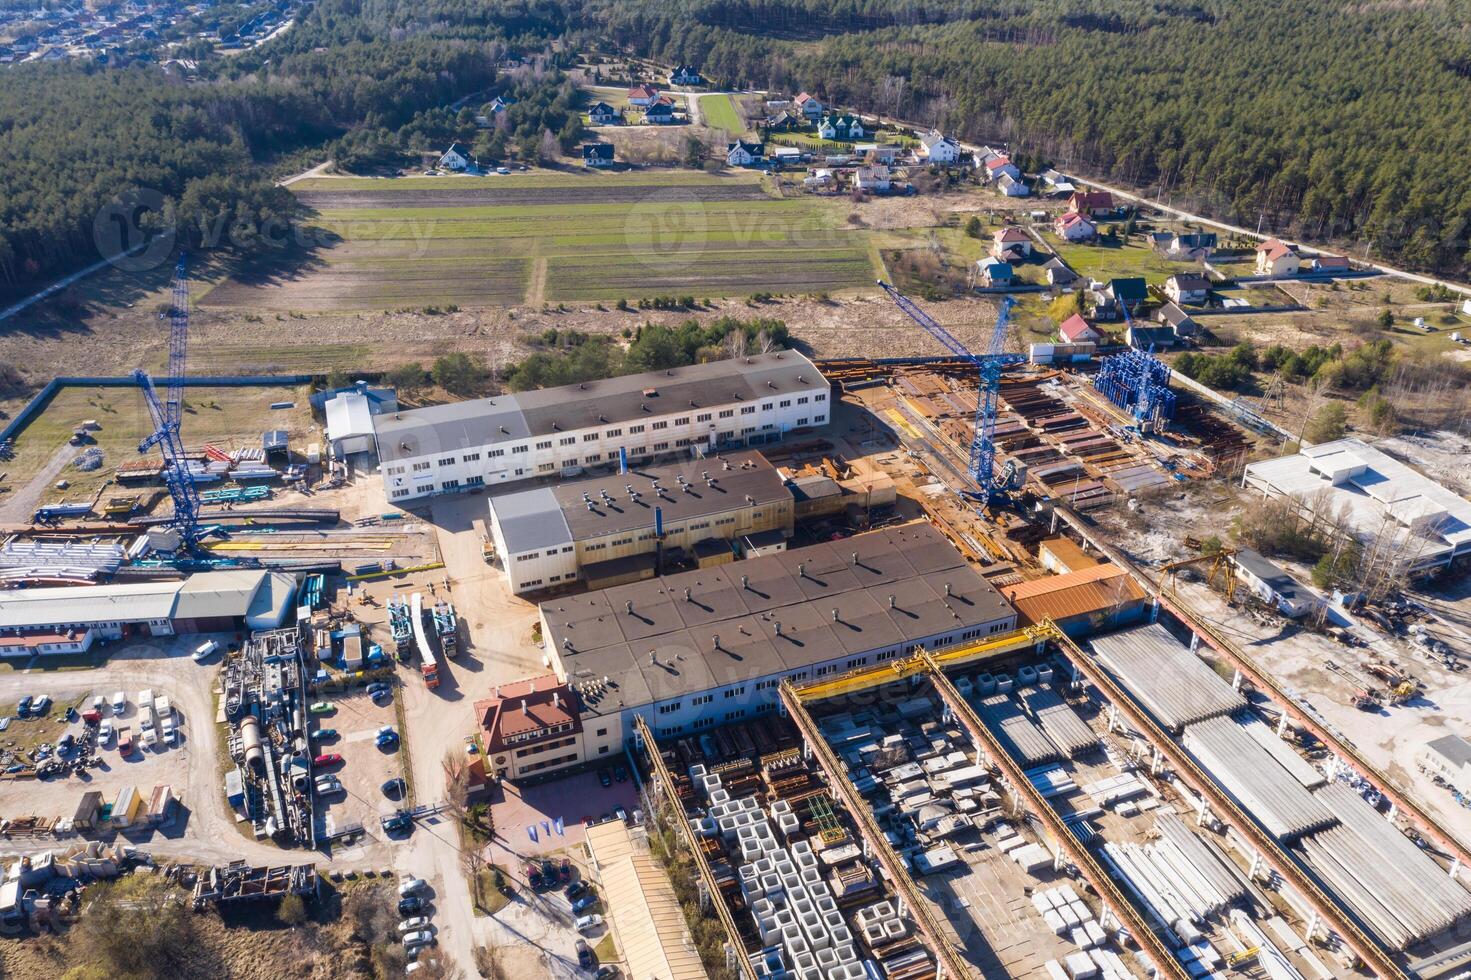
[1255,238,1301,276]
[793,91,824,119]
[1312,254,1351,273]
[627,84,661,107]
[1066,190,1115,217]
[475,674,595,782]
[1055,211,1097,242]
[984,155,1021,183]
[992,226,1033,260]
[1059,313,1101,344]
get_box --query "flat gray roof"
[489,451,790,554]
[376,351,824,464]
[543,523,1017,717]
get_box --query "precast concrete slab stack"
[1090,624,1247,731]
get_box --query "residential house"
[918,130,963,164]
[1127,323,1177,349]
[1059,313,1101,343]
[1233,548,1320,618]
[853,165,891,193]
[726,140,765,167]
[11,35,37,53]
[1106,277,1148,316]
[487,95,515,115]
[803,169,835,191]
[1312,254,1351,273]
[1157,231,1217,260]
[1164,273,1210,305]
[854,143,898,165]
[817,113,864,141]
[1055,211,1097,241]
[984,156,1022,183]
[992,227,1033,261]
[1043,258,1079,287]
[1156,302,1201,339]
[1255,238,1301,276]
[587,102,621,126]
[627,84,661,107]
[997,173,1029,198]
[582,144,615,168]
[670,64,703,85]
[764,110,801,132]
[794,92,824,119]
[1040,169,1077,197]
[642,96,677,124]
[770,146,803,167]
[975,257,1014,288]
[438,142,473,172]
[1067,190,1115,217]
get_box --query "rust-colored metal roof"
[1038,536,1099,573]
[1003,564,1146,624]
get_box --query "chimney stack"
[683,587,692,602]
[774,620,782,636]
[851,552,858,566]
[831,608,839,622]
[888,594,896,608]
[944,582,952,597]
[797,562,806,578]
[740,575,749,590]
[712,634,720,649]
[625,600,634,615]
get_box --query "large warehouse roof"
[488,451,790,554]
[375,351,825,464]
[543,523,1016,716]
[0,571,296,631]
[1243,438,1471,568]
[1089,623,1246,731]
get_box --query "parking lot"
[485,768,642,866]
[310,687,409,842]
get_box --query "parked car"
[16,696,31,716]
[310,728,338,742]
[313,753,343,767]
[399,916,430,933]
[571,894,598,915]
[398,876,426,897]
[111,691,127,713]
[566,880,589,901]
[309,701,335,715]
[576,940,594,969]
[597,768,613,788]
[30,695,50,715]
[366,682,391,698]
[613,806,628,823]
[574,913,602,933]
[613,763,628,783]
[382,777,406,798]
[315,775,343,795]
[192,639,219,662]
[402,930,435,949]
[376,726,399,748]
[382,810,413,834]
[595,966,620,979]
[91,696,105,713]
[558,858,571,883]
[397,896,424,916]
[98,720,114,745]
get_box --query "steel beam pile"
[1018,686,1098,757]
[1294,783,1471,950]
[1094,349,1176,426]
[1090,624,1246,731]
[1182,715,1338,842]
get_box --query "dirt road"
[0,441,75,524]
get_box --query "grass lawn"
[1048,232,1203,284]
[0,695,88,759]
[472,867,511,916]
[593,933,618,962]
[3,383,314,505]
[698,94,748,135]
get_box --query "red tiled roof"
[1069,191,1114,210]
[996,227,1030,242]
[628,84,659,99]
[1059,314,1095,342]
[1257,238,1295,260]
[985,155,1012,171]
[475,674,582,752]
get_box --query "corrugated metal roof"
[1090,623,1246,731]
[1038,537,1098,573]
[586,820,709,980]
[1005,565,1146,625]
[1,571,278,631]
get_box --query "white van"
[192,640,220,663]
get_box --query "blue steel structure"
[134,254,204,550]
[1097,302,1176,431]
[877,280,1023,502]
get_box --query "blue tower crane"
[134,254,203,551]
[877,280,1024,503]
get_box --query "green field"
[698,94,748,135]
[1047,231,1208,284]
[202,171,879,309]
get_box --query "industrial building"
[375,352,831,504]
[1001,563,1149,636]
[475,523,1017,781]
[0,570,297,655]
[1243,438,1471,573]
[486,450,794,594]
[1231,548,1319,618]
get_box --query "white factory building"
[0,570,297,656]
[473,523,1019,781]
[486,450,795,594]
[375,352,831,504]
[1243,438,1471,573]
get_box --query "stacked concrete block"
[976,672,997,695]
[995,672,1014,693]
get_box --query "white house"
[1420,735,1471,796]
[438,143,473,172]
[794,92,824,119]
[726,140,764,167]
[992,227,1032,260]
[670,64,703,86]
[975,257,1013,288]
[854,143,898,165]
[1164,273,1210,305]
[587,101,621,125]
[984,156,1021,183]
[997,173,1029,197]
[854,165,891,192]
[627,84,661,107]
[1055,212,1096,242]
[1255,238,1301,276]
[917,130,962,164]
[1461,298,1471,317]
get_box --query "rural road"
[0,442,75,524]
[0,242,148,324]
